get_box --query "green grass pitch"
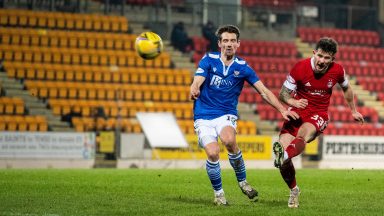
[0,169,383,215]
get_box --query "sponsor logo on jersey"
[210,75,233,88]
[309,89,327,96]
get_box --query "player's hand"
[352,111,364,124]
[281,110,299,121]
[291,99,308,109]
[190,86,200,100]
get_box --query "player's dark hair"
[315,37,338,55]
[216,25,240,41]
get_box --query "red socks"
[280,159,296,189]
[285,137,306,159]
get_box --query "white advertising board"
[322,136,384,160]
[320,135,384,169]
[136,112,188,148]
[0,132,96,159]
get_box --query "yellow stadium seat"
[18,121,28,131]
[69,36,77,48]
[19,14,28,27]
[9,14,18,26]
[72,51,81,65]
[93,16,102,31]
[37,13,48,28]
[40,35,49,47]
[14,50,23,62]
[0,12,8,26]
[78,34,87,49]
[50,35,59,47]
[25,116,38,131]
[0,121,6,131]
[74,15,84,30]
[78,88,87,99]
[4,101,14,115]
[42,49,52,63]
[21,34,30,46]
[7,121,17,131]
[68,87,77,99]
[14,99,24,115]
[47,13,56,28]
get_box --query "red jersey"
[283,58,348,114]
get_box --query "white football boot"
[288,186,300,208]
[213,191,228,206]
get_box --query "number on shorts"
[311,114,326,129]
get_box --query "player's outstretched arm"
[341,83,364,124]
[279,86,308,109]
[190,76,206,100]
[253,81,299,120]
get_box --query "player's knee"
[221,136,237,150]
[205,146,220,161]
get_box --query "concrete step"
[1,82,24,91]
[28,108,50,115]
[20,96,40,103]
[3,89,30,97]
[171,55,192,63]
[173,61,194,69]
[46,115,62,122]
[129,22,150,35]
[51,126,75,132]
[50,121,71,127]
[25,101,46,109]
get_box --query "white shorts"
[194,114,237,148]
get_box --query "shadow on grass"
[255,198,286,207]
[166,195,211,206]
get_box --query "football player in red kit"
[273,37,365,208]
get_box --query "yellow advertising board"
[304,138,318,155]
[152,135,272,160]
[99,131,114,153]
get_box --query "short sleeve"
[338,66,349,88]
[245,64,259,85]
[195,54,209,77]
[283,63,300,91]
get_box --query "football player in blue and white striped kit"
[190,25,299,205]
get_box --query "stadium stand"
[192,27,384,136]
[241,0,296,9]
[1,2,383,139]
[0,8,257,139]
[297,27,380,47]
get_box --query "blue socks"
[206,160,222,191]
[228,151,246,182]
[206,151,246,192]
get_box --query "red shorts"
[280,110,329,138]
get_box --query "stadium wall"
[0,132,96,168]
